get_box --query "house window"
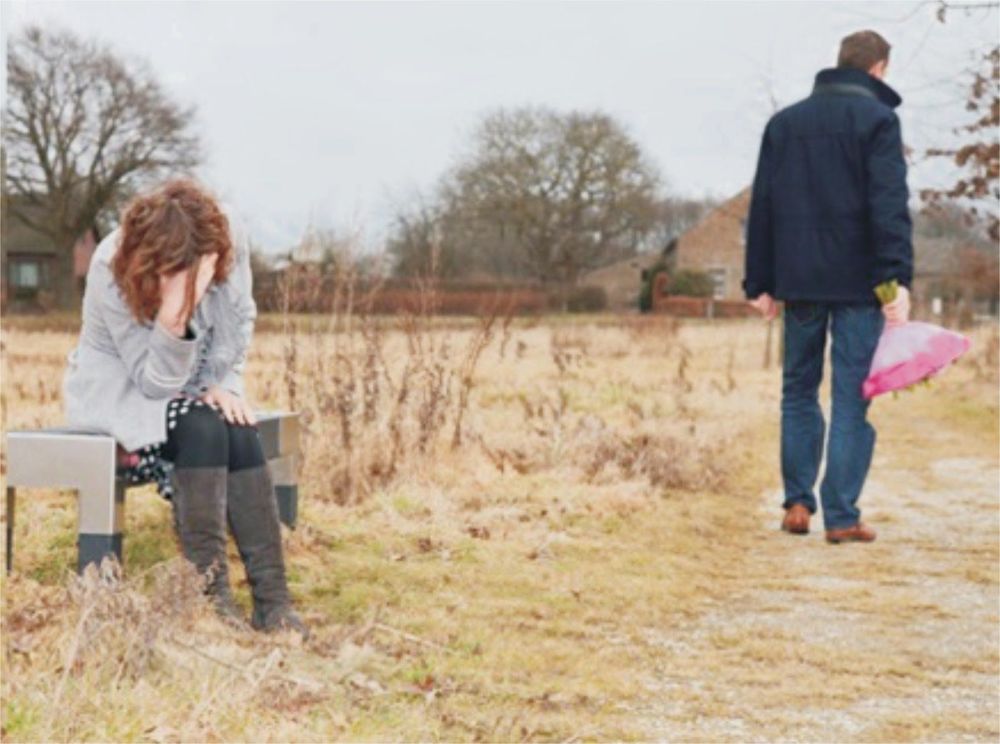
[10,260,41,288]
[707,268,726,300]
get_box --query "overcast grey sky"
[2,0,996,253]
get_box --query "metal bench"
[4,411,300,574]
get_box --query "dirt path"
[639,391,1000,742]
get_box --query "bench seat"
[4,411,300,574]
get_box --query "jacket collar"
[812,67,902,109]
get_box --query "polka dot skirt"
[122,397,209,499]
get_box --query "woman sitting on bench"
[63,178,307,638]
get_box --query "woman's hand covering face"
[157,253,219,334]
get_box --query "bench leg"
[268,455,298,529]
[5,487,14,575]
[77,480,126,574]
[275,485,298,529]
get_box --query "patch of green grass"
[390,493,430,519]
[123,526,176,575]
[2,697,42,736]
[27,530,76,585]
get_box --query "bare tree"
[914,203,999,313]
[648,195,720,250]
[386,195,460,278]
[445,107,660,306]
[3,25,201,305]
[919,4,999,240]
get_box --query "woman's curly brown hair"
[112,179,234,323]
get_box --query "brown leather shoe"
[825,523,877,544]
[781,503,811,535]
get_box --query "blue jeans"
[781,301,883,530]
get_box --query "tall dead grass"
[270,261,510,503]
[18,297,992,740]
[262,258,720,507]
[1,557,391,742]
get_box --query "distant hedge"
[254,273,550,315]
[666,270,714,298]
[563,285,609,313]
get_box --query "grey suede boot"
[171,466,244,623]
[226,465,309,639]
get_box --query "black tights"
[161,403,265,472]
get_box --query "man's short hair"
[837,30,891,72]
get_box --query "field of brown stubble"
[1,313,998,742]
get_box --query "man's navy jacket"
[743,66,914,303]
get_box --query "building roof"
[674,187,751,247]
[580,252,663,309]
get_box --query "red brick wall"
[651,295,756,318]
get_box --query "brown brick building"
[665,187,750,301]
[578,253,663,311]
[1,196,99,311]
[577,187,751,311]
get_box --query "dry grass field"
[1,313,998,742]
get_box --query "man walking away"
[743,30,913,544]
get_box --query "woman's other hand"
[202,385,257,426]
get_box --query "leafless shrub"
[278,271,300,415]
[361,315,382,423]
[474,387,568,474]
[710,347,737,394]
[277,247,517,503]
[476,386,726,492]
[674,343,693,394]
[497,311,515,360]
[967,328,1000,382]
[452,303,501,448]
[550,328,589,375]
[416,357,450,454]
[624,314,681,357]
[474,432,536,475]
[4,557,212,740]
[61,559,206,683]
[575,420,724,492]
[1,555,374,741]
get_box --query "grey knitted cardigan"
[63,209,256,451]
